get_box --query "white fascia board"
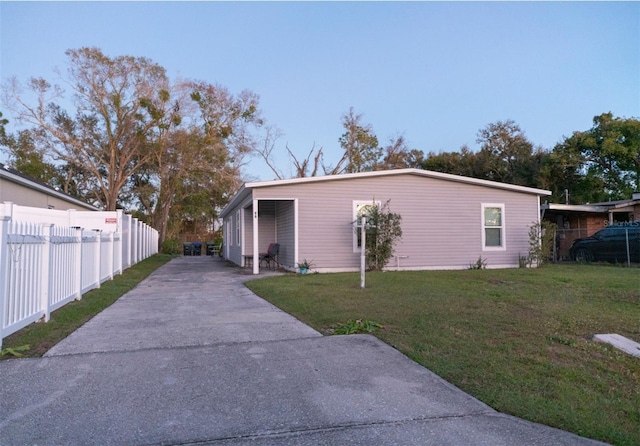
[541,203,609,213]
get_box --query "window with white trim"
[482,204,506,250]
[353,200,380,252]
[224,218,230,248]
[235,210,241,245]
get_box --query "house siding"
[0,177,95,210]
[227,211,242,265]
[257,201,277,254]
[275,201,295,268]
[253,174,541,271]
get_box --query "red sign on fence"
[105,218,117,224]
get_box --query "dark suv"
[569,222,640,263]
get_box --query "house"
[220,168,551,274]
[541,193,640,260]
[0,162,97,211]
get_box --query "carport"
[222,194,298,275]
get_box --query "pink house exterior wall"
[246,173,543,271]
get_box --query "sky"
[1,1,639,182]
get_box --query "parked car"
[569,223,640,263]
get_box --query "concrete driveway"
[0,257,606,445]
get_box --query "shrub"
[358,200,403,271]
[527,221,557,267]
[162,237,181,255]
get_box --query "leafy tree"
[544,113,640,203]
[475,120,542,186]
[3,47,175,210]
[2,48,263,249]
[421,145,479,177]
[539,135,593,203]
[0,126,60,184]
[134,81,262,246]
[335,108,381,173]
[0,111,7,140]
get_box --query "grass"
[246,264,640,446]
[0,254,173,359]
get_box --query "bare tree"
[377,134,424,170]
[287,143,324,178]
[253,124,325,179]
[2,47,177,210]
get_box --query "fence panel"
[81,230,100,294]
[3,221,46,337]
[121,214,132,270]
[100,231,114,283]
[12,206,69,226]
[113,232,122,275]
[1,202,158,347]
[48,226,82,313]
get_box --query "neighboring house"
[0,162,97,211]
[220,168,551,274]
[541,193,640,260]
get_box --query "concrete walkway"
[0,257,605,445]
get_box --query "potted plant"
[297,259,314,274]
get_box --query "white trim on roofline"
[540,203,609,213]
[222,168,551,218]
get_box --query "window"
[482,204,505,250]
[353,200,380,252]
[235,210,241,246]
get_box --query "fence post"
[108,231,114,280]
[41,224,53,322]
[94,229,101,289]
[124,214,132,269]
[0,202,14,348]
[132,218,139,265]
[74,227,82,300]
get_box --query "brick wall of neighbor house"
[553,214,607,260]
[253,173,541,271]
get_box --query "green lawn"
[1,254,173,359]
[246,264,640,446]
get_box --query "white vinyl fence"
[0,202,158,347]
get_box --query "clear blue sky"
[1,1,638,181]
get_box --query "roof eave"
[541,203,609,213]
[0,165,98,211]
[243,168,552,196]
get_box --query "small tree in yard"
[362,200,403,271]
[527,221,557,267]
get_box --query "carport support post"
[253,199,259,275]
[360,216,366,289]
